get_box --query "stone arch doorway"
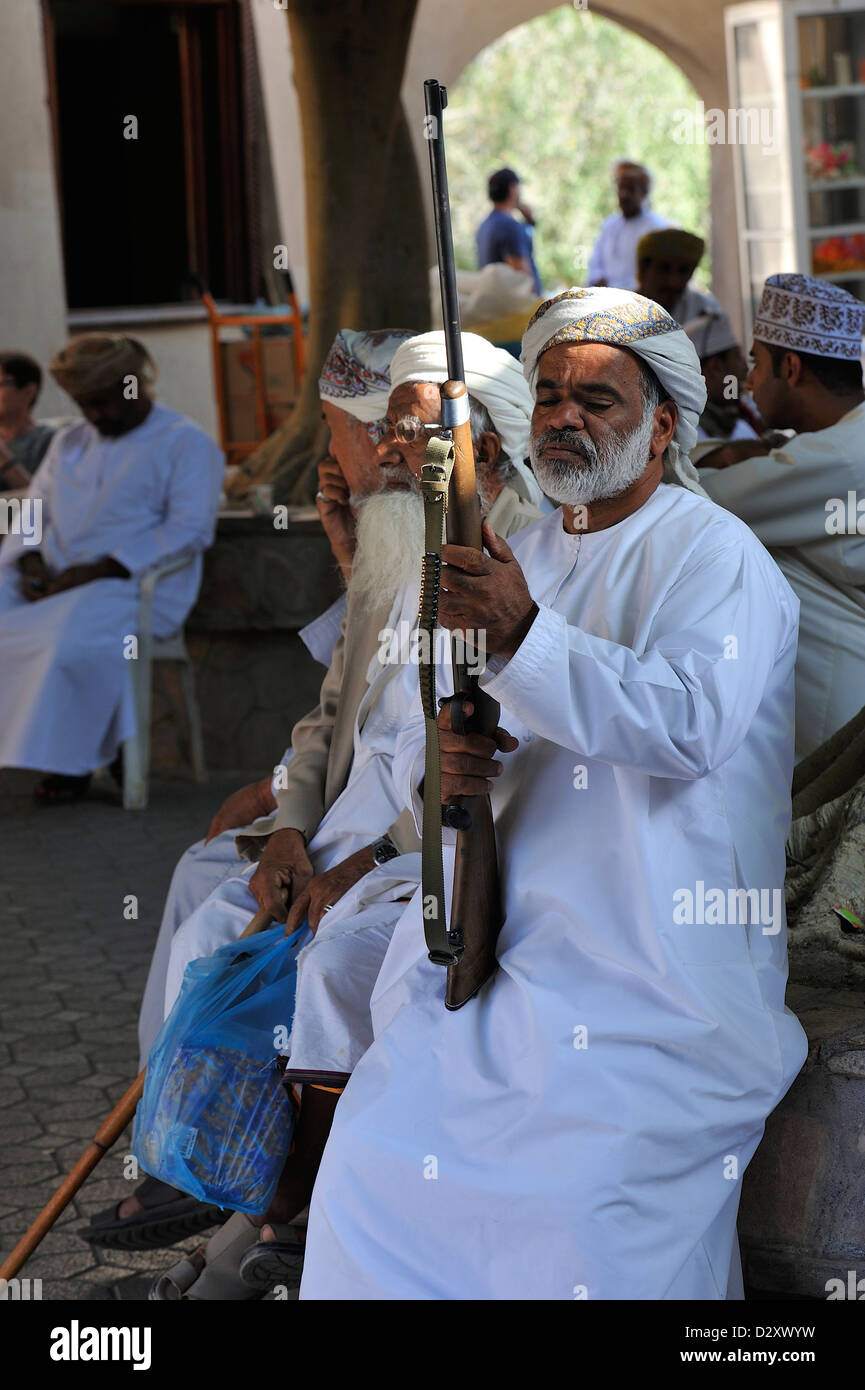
[402,0,741,333]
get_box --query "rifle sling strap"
[418,435,463,967]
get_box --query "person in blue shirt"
[476,168,541,295]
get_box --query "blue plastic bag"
[133,922,311,1214]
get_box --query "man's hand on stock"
[284,844,378,936]
[439,522,538,660]
[205,776,276,843]
[437,697,519,801]
[315,455,356,577]
[249,827,314,922]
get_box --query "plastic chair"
[123,553,207,811]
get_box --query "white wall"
[250,0,309,307]
[0,1,70,418]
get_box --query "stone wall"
[151,513,343,775]
[739,982,865,1298]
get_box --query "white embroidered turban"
[753,273,865,361]
[318,328,416,423]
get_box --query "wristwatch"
[371,836,399,867]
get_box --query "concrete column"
[0,0,69,417]
[250,0,309,307]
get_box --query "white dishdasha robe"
[159,582,427,1032]
[300,485,808,1301]
[137,598,347,1067]
[702,402,865,759]
[0,404,222,776]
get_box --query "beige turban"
[637,228,705,268]
[50,334,156,398]
[520,286,708,495]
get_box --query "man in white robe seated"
[82,329,412,1251]
[0,334,222,803]
[298,287,808,1302]
[142,335,547,1298]
[699,273,865,759]
[94,333,544,1269]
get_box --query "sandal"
[33,773,92,805]
[81,1175,228,1251]
[148,1247,207,1301]
[238,1221,306,1293]
[150,1212,264,1301]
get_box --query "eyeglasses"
[381,414,441,445]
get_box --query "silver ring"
[322,903,333,913]
[315,489,328,501]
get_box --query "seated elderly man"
[0,351,56,491]
[298,288,807,1301]
[81,328,414,1252]
[637,228,721,324]
[115,333,545,1296]
[0,334,222,803]
[700,274,865,759]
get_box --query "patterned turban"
[318,328,416,423]
[50,334,156,398]
[520,286,708,494]
[637,228,705,268]
[753,274,865,362]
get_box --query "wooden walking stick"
[0,904,274,1281]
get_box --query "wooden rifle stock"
[440,383,503,1008]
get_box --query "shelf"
[814,268,865,281]
[808,221,865,235]
[801,83,865,98]
[807,176,865,190]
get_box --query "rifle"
[418,78,503,1010]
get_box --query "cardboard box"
[221,336,297,444]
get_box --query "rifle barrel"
[424,79,464,384]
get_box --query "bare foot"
[117,1193,144,1219]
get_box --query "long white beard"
[348,490,426,610]
[529,408,656,506]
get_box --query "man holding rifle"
[299,287,808,1300]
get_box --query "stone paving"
[0,765,260,1301]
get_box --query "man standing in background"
[587,160,668,290]
[477,167,541,295]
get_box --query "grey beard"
[348,490,426,609]
[529,409,656,506]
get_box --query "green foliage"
[446,4,711,289]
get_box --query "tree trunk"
[252,0,430,504]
